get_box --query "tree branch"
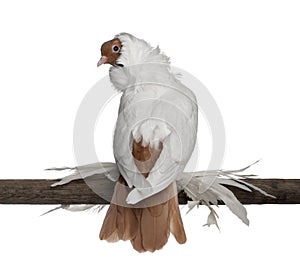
[0,179,299,204]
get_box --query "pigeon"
[97,33,198,252]
[46,33,275,253]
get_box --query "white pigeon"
[48,33,273,252]
[97,33,198,252]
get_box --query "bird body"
[48,33,273,253]
[98,33,198,252]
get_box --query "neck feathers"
[115,33,170,66]
[109,33,172,92]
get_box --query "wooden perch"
[0,178,299,205]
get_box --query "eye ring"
[112,45,120,53]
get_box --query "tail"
[100,177,186,252]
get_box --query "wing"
[113,82,198,204]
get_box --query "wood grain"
[0,178,299,205]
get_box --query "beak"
[97,56,108,67]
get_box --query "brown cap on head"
[97,38,122,67]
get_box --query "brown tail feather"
[139,202,170,252]
[100,181,186,252]
[99,179,137,242]
[99,202,138,242]
[169,191,187,244]
[99,202,118,242]
[100,138,186,252]
[130,209,146,252]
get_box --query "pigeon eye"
[112,45,120,53]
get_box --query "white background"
[0,1,299,269]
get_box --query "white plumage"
[109,33,198,204]
[47,34,274,235]
[48,161,274,228]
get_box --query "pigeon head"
[97,33,170,70]
[97,38,123,67]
